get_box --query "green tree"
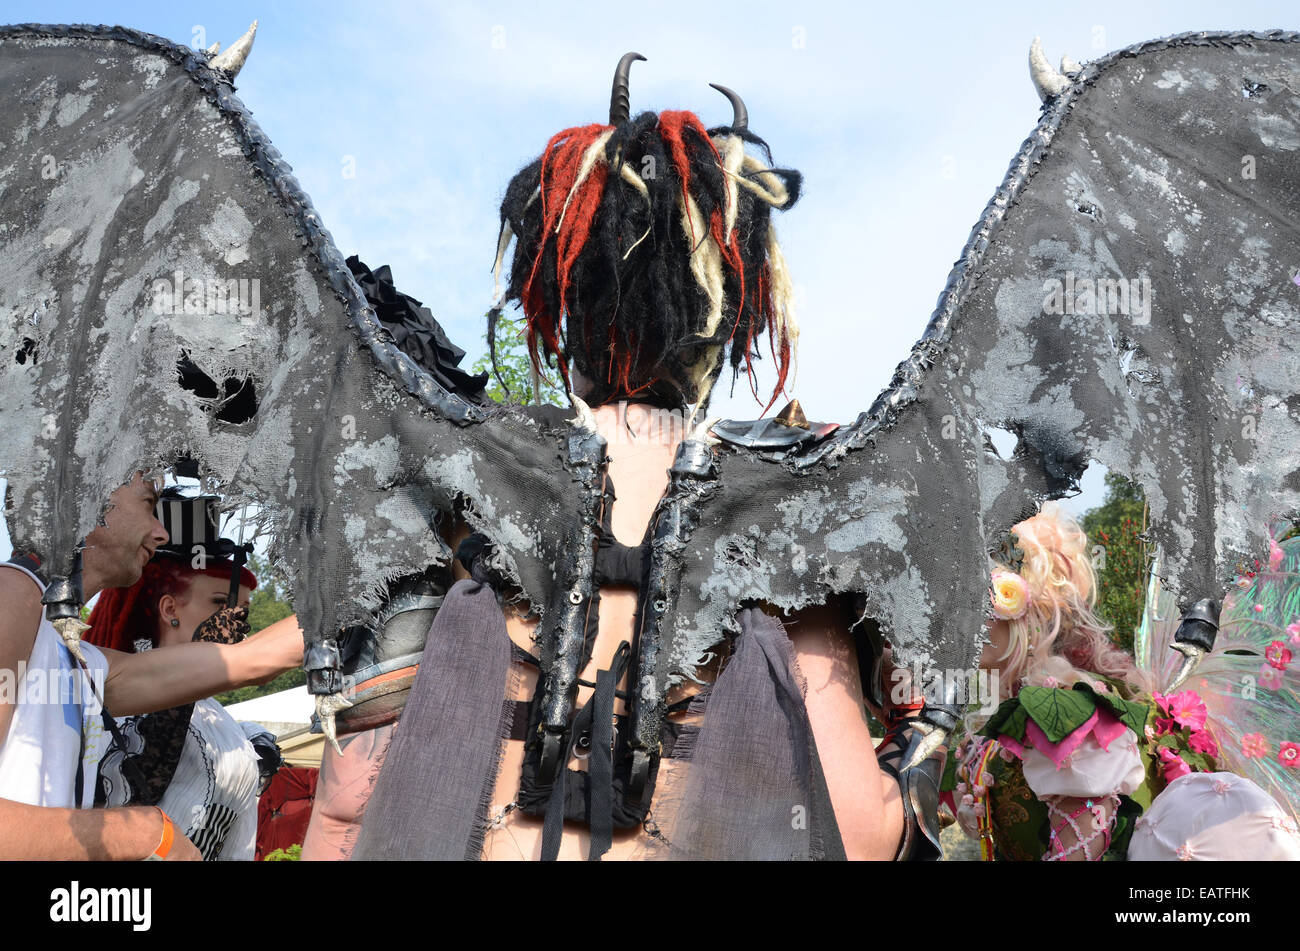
[1081,472,1148,653]
[215,550,303,706]
[470,311,565,406]
[245,551,292,634]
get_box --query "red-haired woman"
[85,494,301,860]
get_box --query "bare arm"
[103,613,303,716]
[0,569,203,859]
[0,798,198,860]
[785,601,903,860]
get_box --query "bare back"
[458,402,902,860]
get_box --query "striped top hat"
[154,489,240,562]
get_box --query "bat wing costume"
[2,25,1299,858]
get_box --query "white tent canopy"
[225,685,314,739]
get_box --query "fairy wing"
[1187,536,1300,819]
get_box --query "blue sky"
[2,1,1296,554]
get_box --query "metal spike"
[1028,37,1069,101]
[210,20,258,78]
[774,398,810,430]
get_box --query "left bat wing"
[660,31,1300,712]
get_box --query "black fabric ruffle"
[346,255,488,401]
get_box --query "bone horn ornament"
[210,20,257,78]
[1029,36,1071,101]
[41,559,89,663]
[1166,598,1220,691]
[901,679,961,773]
[314,694,354,757]
[609,51,645,125]
[304,636,347,754]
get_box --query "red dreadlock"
[85,557,258,653]
[520,122,611,394]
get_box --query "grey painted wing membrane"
[0,25,574,661]
[667,31,1300,686]
[3,25,1299,706]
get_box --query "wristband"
[144,807,176,861]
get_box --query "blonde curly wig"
[989,501,1148,696]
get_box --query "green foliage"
[245,551,290,610]
[214,666,305,707]
[262,843,302,861]
[470,311,565,407]
[215,549,300,706]
[1081,472,1148,653]
[248,585,292,635]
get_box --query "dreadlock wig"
[491,56,803,413]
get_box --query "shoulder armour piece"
[711,399,839,452]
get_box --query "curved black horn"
[609,52,646,125]
[708,83,748,132]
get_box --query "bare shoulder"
[0,564,42,602]
[0,566,45,744]
[0,566,43,650]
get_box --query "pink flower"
[1269,540,1285,571]
[1042,675,1059,688]
[1189,730,1219,757]
[1158,747,1191,781]
[1152,690,1208,731]
[1279,743,1300,770]
[1260,665,1285,690]
[1242,733,1270,758]
[1265,640,1293,671]
[1154,717,1178,737]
